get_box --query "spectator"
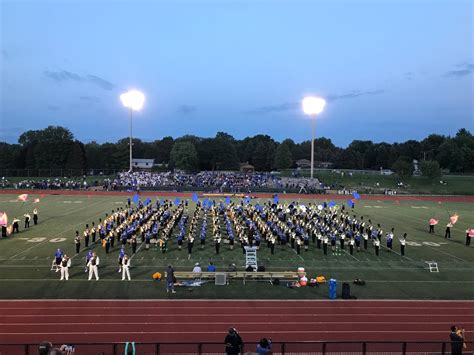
[256,338,272,355]
[450,325,465,355]
[225,327,243,355]
[207,262,216,272]
[192,262,202,273]
[38,341,52,355]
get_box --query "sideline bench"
[168,271,298,285]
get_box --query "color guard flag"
[6,225,13,235]
[450,214,459,225]
[273,195,279,204]
[225,196,231,205]
[467,229,474,237]
[429,218,439,225]
[192,193,198,202]
[33,198,40,204]
[352,192,361,200]
[328,200,336,208]
[244,196,251,205]
[132,194,139,204]
[17,194,28,202]
[144,198,151,206]
[0,212,7,226]
[347,199,355,208]
[174,197,181,206]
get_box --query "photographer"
[256,338,272,355]
[225,327,243,355]
[450,325,466,355]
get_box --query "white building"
[131,159,155,169]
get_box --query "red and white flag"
[0,212,7,227]
[466,229,474,237]
[429,218,439,226]
[450,214,459,225]
[33,198,40,204]
[17,194,29,202]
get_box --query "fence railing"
[0,341,472,354]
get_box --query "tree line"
[0,126,473,175]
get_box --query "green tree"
[169,141,199,171]
[274,143,293,169]
[391,156,414,180]
[65,141,87,172]
[420,160,442,180]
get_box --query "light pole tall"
[120,90,145,172]
[302,96,326,179]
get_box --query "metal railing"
[0,341,472,354]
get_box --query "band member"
[349,237,355,255]
[363,232,368,250]
[118,247,126,272]
[400,233,407,256]
[33,208,38,225]
[54,248,64,272]
[187,236,194,260]
[323,235,329,255]
[467,230,472,246]
[215,236,221,254]
[386,228,394,250]
[74,231,81,254]
[270,236,275,255]
[83,224,90,248]
[429,219,436,234]
[60,255,71,281]
[85,250,93,272]
[445,222,453,239]
[87,252,100,280]
[91,222,96,243]
[12,217,20,233]
[122,255,131,281]
[374,238,380,256]
[24,213,31,229]
[131,236,137,253]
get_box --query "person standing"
[118,247,126,272]
[87,252,100,281]
[466,230,472,246]
[215,236,221,255]
[105,236,111,254]
[166,265,176,294]
[122,255,131,281]
[429,219,436,234]
[131,236,137,253]
[449,325,465,355]
[54,248,64,272]
[363,232,368,250]
[187,236,194,260]
[374,238,380,256]
[85,250,93,273]
[323,235,329,255]
[387,228,394,250]
[91,222,96,243]
[60,255,71,281]
[24,213,31,229]
[349,237,355,255]
[400,233,407,256]
[33,208,38,225]
[225,328,243,355]
[74,231,81,254]
[12,217,20,233]
[445,222,453,239]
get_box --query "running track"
[0,300,473,345]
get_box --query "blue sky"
[1,0,472,146]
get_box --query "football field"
[0,192,473,300]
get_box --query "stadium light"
[302,96,326,179]
[120,90,145,172]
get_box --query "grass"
[0,194,473,300]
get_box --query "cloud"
[177,105,196,115]
[245,89,385,114]
[444,63,474,78]
[44,69,116,90]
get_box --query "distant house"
[240,162,255,173]
[132,159,154,169]
[296,159,311,168]
[316,161,333,169]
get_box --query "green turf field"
[0,194,473,300]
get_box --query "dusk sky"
[1,0,472,146]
